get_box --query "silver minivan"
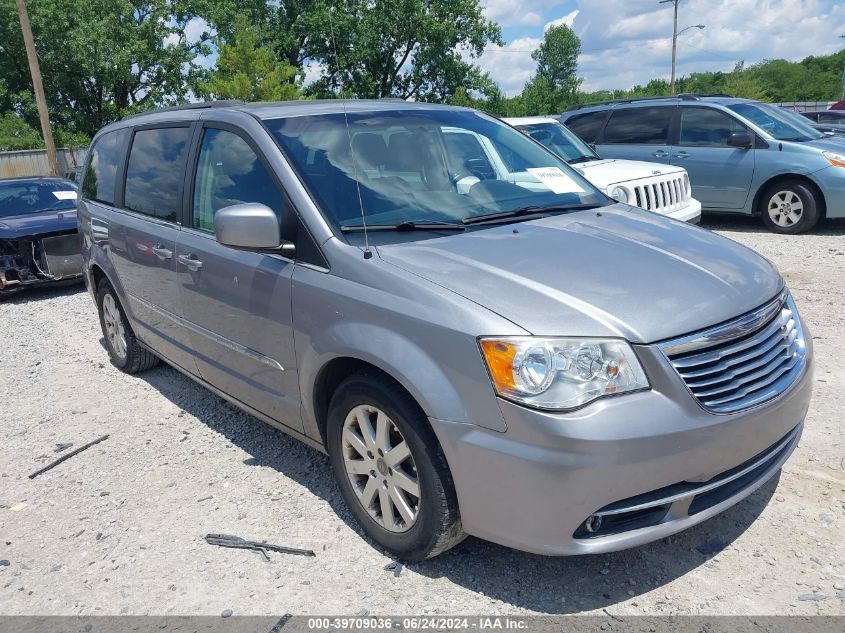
[78,100,813,560]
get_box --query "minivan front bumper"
[429,340,813,555]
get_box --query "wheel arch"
[311,357,422,447]
[751,173,826,219]
[300,323,496,447]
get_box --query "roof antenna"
[327,6,372,259]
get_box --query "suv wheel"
[96,280,159,373]
[760,180,820,234]
[326,372,464,561]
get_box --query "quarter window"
[565,111,608,144]
[679,108,746,147]
[602,107,671,145]
[124,127,191,221]
[192,128,284,232]
[82,128,129,205]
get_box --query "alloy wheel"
[341,404,421,532]
[767,190,804,228]
[102,293,127,361]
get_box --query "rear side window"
[565,111,608,144]
[679,108,746,147]
[124,127,191,222]
[602,107,671,145]
[82,129,129,205]
[191,128,285,232]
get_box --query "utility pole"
[15,0,59,176]
[840,35,844,100]
[660,0,680,94]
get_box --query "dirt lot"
[1,216,844,616]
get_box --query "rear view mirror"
[214,203,295,255]
[727,131,752,148]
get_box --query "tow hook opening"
[585,514,603,533]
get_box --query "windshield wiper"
[568,156,598,164]
[462,204,600,226]
[341,220,466,233]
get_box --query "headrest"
[351,133,387,170]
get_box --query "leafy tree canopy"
[0,0,208,137]
[0,112,42,151]
[197,15,302,101]
[306,0,502,101]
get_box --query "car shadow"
[131,360,782,614]
[0,279,85,304]
[702,213,845,236]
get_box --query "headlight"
[479,337,649,411]
[609,186,629,203]
[823,151,845,168]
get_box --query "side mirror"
[214,203,295,256]
[727,131,752,148]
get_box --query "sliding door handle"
[178,254,203,271]
[151,244,173,260]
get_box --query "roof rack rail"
[565,93,736,111]
[123,100,245,120]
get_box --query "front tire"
[96,279,159,374]
[760,180,820,234]
[326,372,464,561]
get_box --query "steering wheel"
[449,169,476,186]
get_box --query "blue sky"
[479,0,845,95]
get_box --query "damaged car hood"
[377,205,784,343]
[0,209,78,239]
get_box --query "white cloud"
[302,61,324,87]
[476,36,542,96]
[573,0,845,91]
[544,9,578,31]
[483,0,566,28]
[164,17,212,47]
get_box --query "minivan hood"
[801,136,845,152]
[378,206,783,343]
[574,159,685,188]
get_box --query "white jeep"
[504,117,701,223]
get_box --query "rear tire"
[326,372,464,561]
[760,180,820,234]
[96,279,159,374]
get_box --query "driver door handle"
[178,253,203,271]
[151,244,173,260]
[673,151,689,159]
[653,150,669,158]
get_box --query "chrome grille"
[632,175,689,212]
[659,292,807,414]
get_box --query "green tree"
[520,75,557,115]
[198,16,302,101]
[0,112,42,150]
[0,0,207,137]
[531,24,581,106]
[308,0,501,101]
[194,0,321,72]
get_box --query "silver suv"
[78,100,813,560]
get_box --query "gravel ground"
[1,216,844,616]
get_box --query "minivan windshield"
[264,109,606,231]
[516,121,599,163]
[728,102,825,141]
[0,179,77,219]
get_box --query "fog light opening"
[585,514,603,533]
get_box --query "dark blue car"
[0,177,83,295]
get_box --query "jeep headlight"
[480,337,649,411]
[609,186,629,203]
